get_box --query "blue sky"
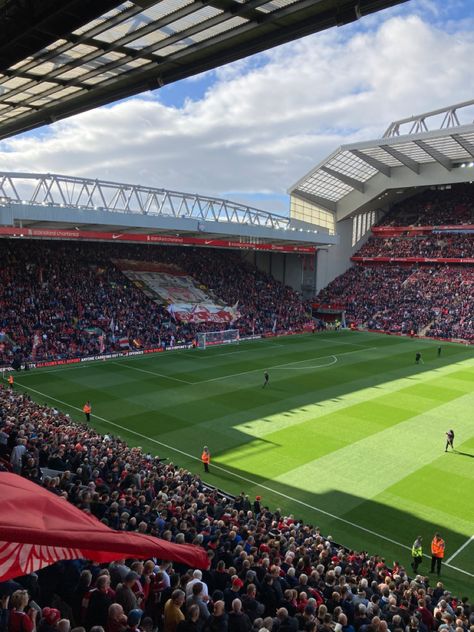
[1,0,473,215]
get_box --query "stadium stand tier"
[1,386,471,632]
[316,187,474,342]
[0,241,310,366]
[376,186,474,228]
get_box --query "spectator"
[228,600,252,632]
[164,591,186,632]
[8,590,37,632]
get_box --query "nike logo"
[112,234,121,239]
[204,240,213,245]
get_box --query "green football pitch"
[11,331,474,596]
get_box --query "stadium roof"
[289,99,474,220]
[0,171,338,250]
[0,0,408,141]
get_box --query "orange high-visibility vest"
[431,537,445,558]
[201,451,210,464]
[8,375,14,384]
[83,403,92,414]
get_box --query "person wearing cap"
[125,609,143,632]
[253,497,262,516]
[38,607,62,632]
[224,577,244,611]
[201,446,210,473]
[411,536,423,573]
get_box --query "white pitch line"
[314,337,372,348]
[272,357,338,370]
[197,347,376,383]
[444,561,474,577]
[110,361,192,384]
[445,535,474,564]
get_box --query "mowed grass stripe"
[12,333,474,594]
[153,352,472,458]
[257,390,474,518]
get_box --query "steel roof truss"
[451,133,474,158]
[413,139,453,171]
[349,149,391,177]
[379,144,421,174]
[320,165,365,193]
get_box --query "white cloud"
[1,9,474,212]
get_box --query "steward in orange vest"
[83,401,92,422]
[7,374,14,389]
[430,533,445,576]
[201,446,210,473]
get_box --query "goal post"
[196,329,240,349]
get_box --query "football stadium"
[0,0,472,630]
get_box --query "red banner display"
[351,256,474,264]
[0,473,209,581]
[0,226,317,253]
[372,224,474,236]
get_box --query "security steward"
[430,532,445,576]
[83,400,92,422]
[201,446,210,473]
[411,536,423,573]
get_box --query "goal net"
[197,329,240,349]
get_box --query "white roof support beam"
[349,149,391,177]
[451,133,474,158]
[320,166,365,193]
[380,144,421,174]
[413,140,453,171]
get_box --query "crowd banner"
[372,224,474,236]
[351,256,474,264]
[0,473,209,581]
[114,259,240,324]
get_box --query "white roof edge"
[288,121,474,200]
[339,121,474,152]
[287,147,343,195]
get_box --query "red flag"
[0,474,208,581]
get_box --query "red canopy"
[0,473,208,581]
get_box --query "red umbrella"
[0,473,208,581]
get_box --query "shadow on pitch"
[452,450,474,458]
[189,459,473,597]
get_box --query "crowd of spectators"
[0,241,310,366]
[0,386,472,632]
[315,266,474,341]
[316,187,474,340]
[354,235,474,260]
[377,187,474,227]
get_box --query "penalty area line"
[445,535,474,565]
[197,347,376,383]
[13,379,474,579]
